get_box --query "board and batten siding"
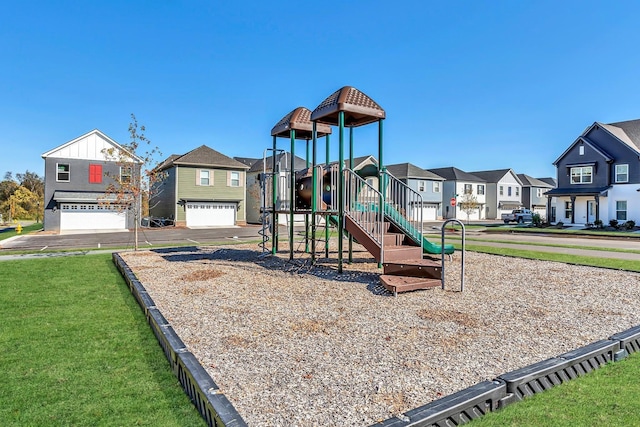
[175,167,245,223]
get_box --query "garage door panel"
[186,202,236,227]
[60,203,126,230]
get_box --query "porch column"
[570,195,576,224]
[594,195,600,224]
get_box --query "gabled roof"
[537,177,558,187]
[158,145,249,171]
[234,157,260,168]
[386,163,444,181]
[246,152,307,173]
[517,174,553,188]
[470,168,522,185]
[427,167,485,182]
[602,119,640,151]
[42,129,143,163]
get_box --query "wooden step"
[383,246,423,262]
[380,275,441,296]
[383,258,442,279]
[383,233,405,246]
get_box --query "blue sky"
[2,1,640,180]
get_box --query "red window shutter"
[89,164,103,183]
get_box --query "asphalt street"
[1,224,639,264]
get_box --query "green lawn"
[0,222,43,240]
[470,353,640,426]
[0,254,205,426]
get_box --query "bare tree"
[458,191,480,224]
[102,114,166,250]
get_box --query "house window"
[230,171,240,187]
[536,188,542,198]
[615,164,629,183]
[477,185,484,195]
[464,184,472,194]
[89,164,102,184]
[199,170,210,186]
[516,187,520,196]
[579,145,584,155]
[570,166,592,184]
[433,181,440,193]
[616,201,627,221]
[499,186,504,196]
[418,181,425,192]
[57,163,70,182]
[508,186,512,197]
[564,201,572,219]
[120,166,132,183]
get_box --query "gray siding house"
[470,169,523,220]
[517,174,554,219]
[41,129,142,233]
[427,167,487,220]
[386,163,445,220]
[546,119,640,225]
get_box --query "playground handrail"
[344,169,384,250]
[380,170,424,254]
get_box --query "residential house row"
[40,118,640,233]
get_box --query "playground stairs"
[344,216,441,296]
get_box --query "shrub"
[624,220,636,230]
[609,219,619,229]
[532,213,542,227]
[593,219,603,229]
[556,221,564,229]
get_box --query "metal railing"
[344,169,384,248]
[381,170,424,252]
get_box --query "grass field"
[0,253,205,426]
[1,236,639,425]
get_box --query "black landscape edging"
[113,252,638,427]
[113,253,248,427]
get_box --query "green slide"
[382,203,455,255]
[350,202,455,255]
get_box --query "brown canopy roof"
[310,86,385,127]
[271,107,332,139]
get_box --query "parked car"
[502,208,533,224]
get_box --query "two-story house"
[386,163,445,221]
[546,119,640,225]
[427,167,486,220]
[41,129,142,233]
[517,174,554,220]
[151,145,249,227]
[240,152,307,224]
[470,169,523,220]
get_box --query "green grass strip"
[0,254,205,426]
[454,243,640,272]
[0,223,43,241]
[470,353,640,426]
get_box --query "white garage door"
[186,202,236,227]
[411,204,437,221]
[60,204,126,231]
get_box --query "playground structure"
[259,87,463,295]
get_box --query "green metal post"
[378,119,384,267]
[325,133,330,258]
[305,139,310,253]
[338,112,344,273]
[272,135,278,254]
[290,129,296,261]
[311,124,317,264]
[348,126,354,264]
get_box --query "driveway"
[0,225,265,252]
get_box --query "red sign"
[450,197,456,207]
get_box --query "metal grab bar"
[441,219,465,291]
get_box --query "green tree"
[101,114,166,250]
[458,191,479,224]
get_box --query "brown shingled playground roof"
[310,86,385,127]
[271,107,332,139]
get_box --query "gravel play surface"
[120,243,640,426]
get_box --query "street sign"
[450,197,456,206]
